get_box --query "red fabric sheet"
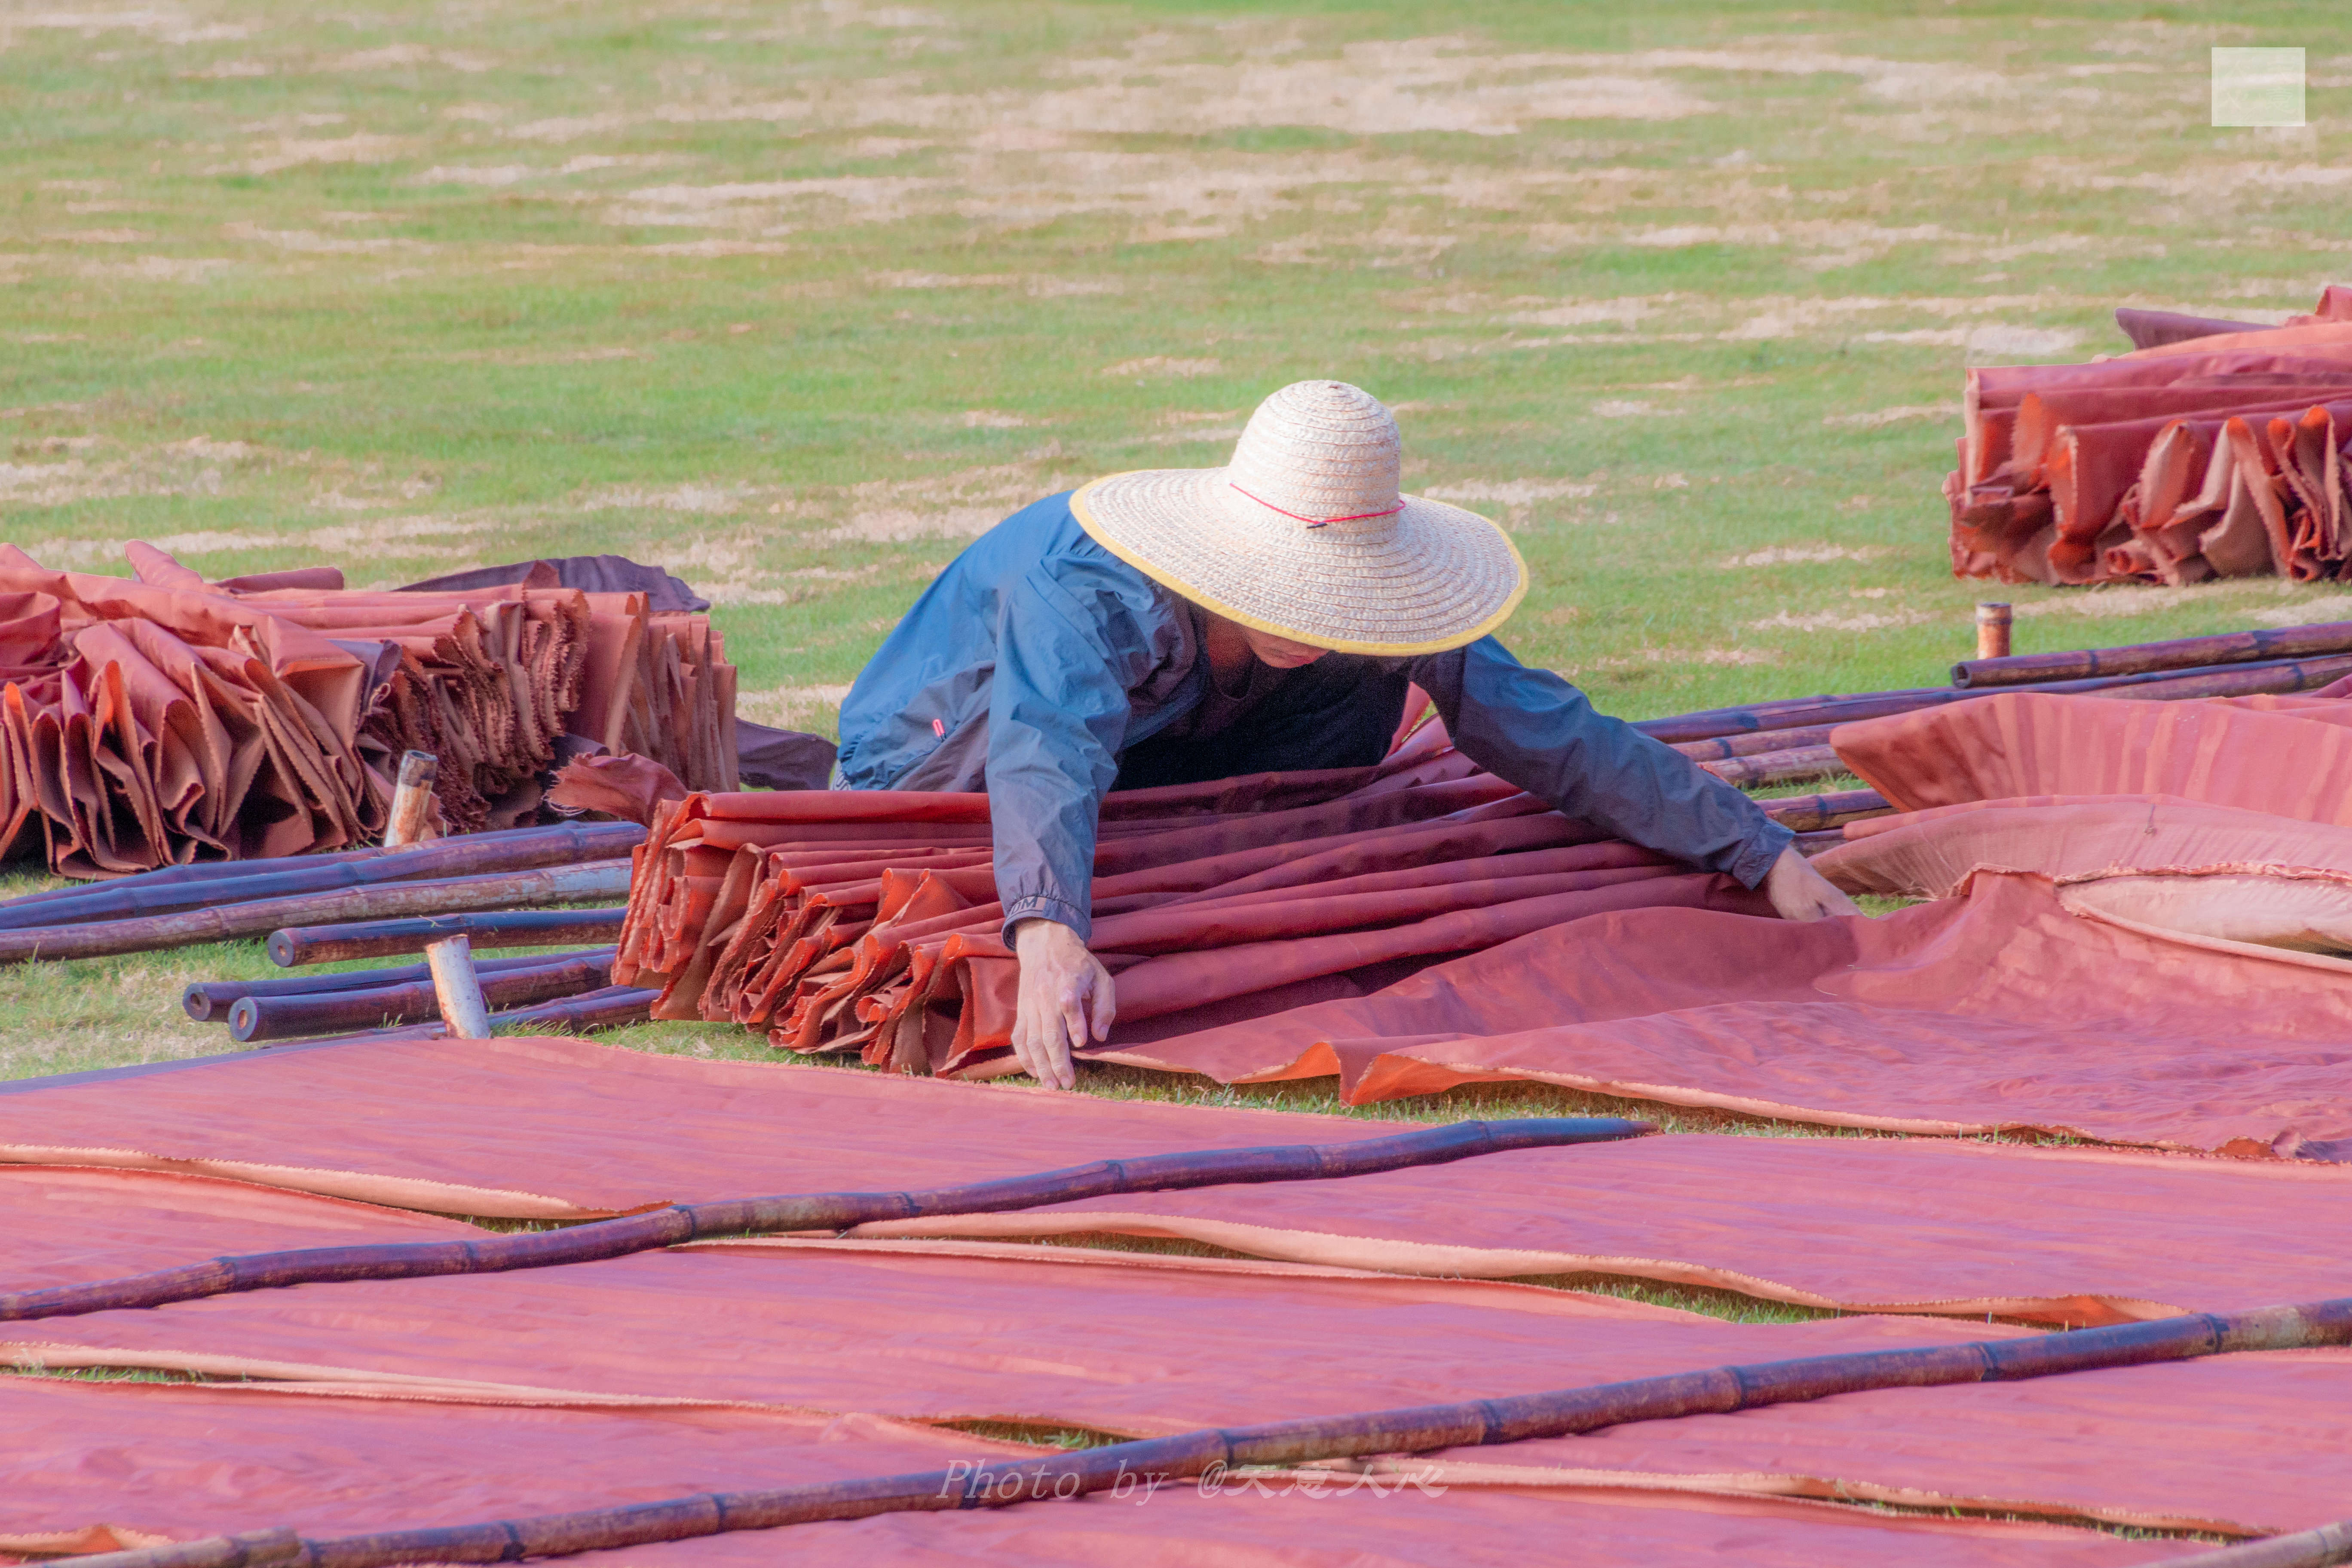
[1831,692,2352,818]
[1102,870,2352,1158]
[18,1241,2348,1539]
[6,1037,2349,1323]
[0,1377,2166,1568]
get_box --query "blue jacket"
[836,494,1792,940]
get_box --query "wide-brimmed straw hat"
[1072,380,1526,655]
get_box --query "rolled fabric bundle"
[893,870,1761,1079]
[709,813,1617,1040]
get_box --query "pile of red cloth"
[0,543,738,874]
[1950,284,2352,585]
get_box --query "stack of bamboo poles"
[1948,285,2352,586]
[0,818,648,1038]
[0,817,637,965]
[0,544,741,876]
[614,735,1807,1079]
[1657,619,2352,800]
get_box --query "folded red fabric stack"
[1951,285,2352,585]
[613,726,1770,1078]
[0,542,737,874]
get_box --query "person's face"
[1241,626,1331,668]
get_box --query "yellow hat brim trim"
[1070,474,1528,658]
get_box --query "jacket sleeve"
[986,568,1137,943]
[1409,637,1792,888]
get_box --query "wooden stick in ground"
[0,862,631,968]
[54,1294,2352,1568]
[384,750,439,850]
[1975,600,2012,660]
[388,751,485,1021]
[267,909,628,968]
[423,934,493,1039]
[1953,619,2352,689]
[0,1118,1651,1321]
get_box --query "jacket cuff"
[1727,819,1796,890]
[1002,891,1090,946]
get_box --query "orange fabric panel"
[1831,692,2352,817]
[20,1242,2351,1540]
[0,1377,2167,1568]
[4,1037,2349,1322]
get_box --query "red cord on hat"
[1228,482,1404,528]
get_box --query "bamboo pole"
[384,751,438,850]
[56,1294,2352,1568]
[316,983,659,1046]
[1788,828,1846,859]
[1697,744,1847,790]
[1974,601,2012,660]
[2152,1521,2352,1568]
[1954,619,2352,689]
[266,909,628,968]
[0,845,389,913]
[0,821,642,933]
[0,821,640,916]
[1635,651,2352,744]
[1669,722,1841,762]
[228,952,615,1042]
[0,862,631,968]
[185,949,616,1023]
[245,986,663,1050]
[0,1118,1650,1322]
[424,934,493,1040]
[1757,788,1890,833]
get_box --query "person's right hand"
[1010,918,1115,1090]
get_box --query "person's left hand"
[1761,845,1862,922]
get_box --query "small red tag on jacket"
[932,718,945,737]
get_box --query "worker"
[836,380,1860,1089]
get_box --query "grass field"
[3,0,2346,1084]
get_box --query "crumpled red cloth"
[1103,869,2352,1158]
